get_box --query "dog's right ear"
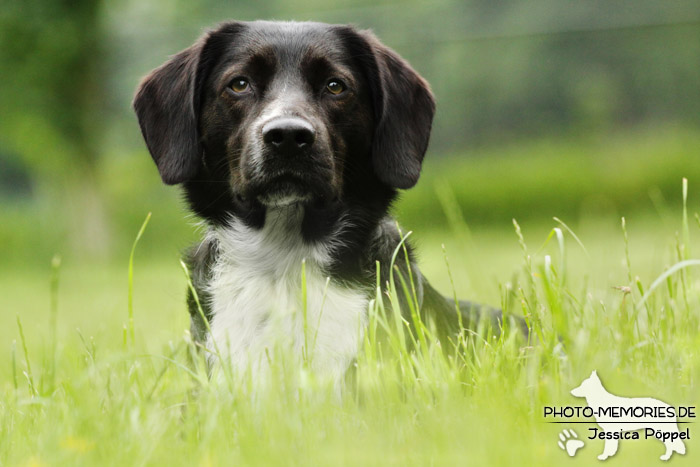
[133,23,243,184]
[335,26,436,190]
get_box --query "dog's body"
[134,21,518,383]
[190,205,371,380]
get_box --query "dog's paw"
[558,429,584,457]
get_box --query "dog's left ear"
[133,22,244,185]
[337,27,436,189]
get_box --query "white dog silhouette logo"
[570,370,686,461]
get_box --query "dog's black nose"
[262,118,315,154]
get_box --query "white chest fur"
[205,206,369,383]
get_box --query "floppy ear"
[337,28,436,189]
[133,23,243,185]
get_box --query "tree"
[0,0,109,256]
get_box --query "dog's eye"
[229,78,250,93]
[326,79,346,95]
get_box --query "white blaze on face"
[247,100,290,177]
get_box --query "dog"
[571,370,686,461]
[133,20,523,385]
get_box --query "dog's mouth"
[246,173,317,207]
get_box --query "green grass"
[2,125,700,269]
[396,124,700,228]
[2,181,700,465]
[3,127,700,465]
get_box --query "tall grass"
[2,182,700,465]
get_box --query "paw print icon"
[558,429,585,457]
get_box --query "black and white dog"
[134,21,519,382]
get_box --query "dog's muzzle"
[244,116,336,206]
[262,117,316,156]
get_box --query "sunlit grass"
[2,182,700,465]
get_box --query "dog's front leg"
[598,437,619,460]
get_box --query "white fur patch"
[248,100,293,174]
[205,205,368,384]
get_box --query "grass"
[3,124,700,465]
[2,125,700,269]
[397,124,700,228]
[2,180,700,466]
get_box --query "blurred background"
[1,0,700,342]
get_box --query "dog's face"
[570,370,601,397]
[197,22,374,206]
[134,21,435,219]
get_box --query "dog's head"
[570,370,602,398]
[134,21,435,213]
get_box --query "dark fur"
[134,21,525,348]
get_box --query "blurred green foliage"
[1,0,699,264]
[398,125,700,228]
[0,0,103,178]
[2,4,700,462]
[2,126,698,269]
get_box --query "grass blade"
[16,314,37,397]
[637,259,700,310]
[128,212,152,346]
